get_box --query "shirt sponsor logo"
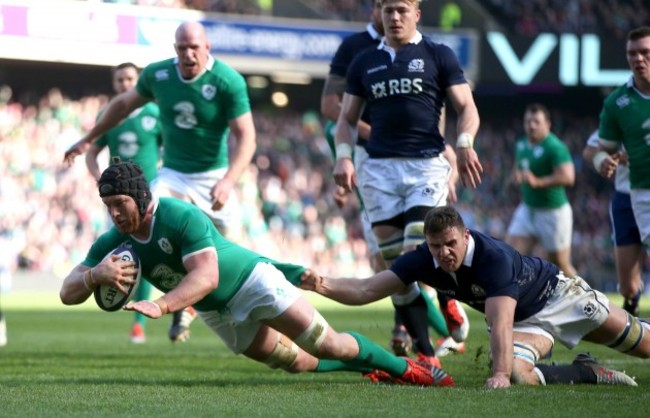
[151,264,183,290]
[370,78,423,99]
[155,69,169,81]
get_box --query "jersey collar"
[378,31,423,60]
[173,55,215,83]
[463,233,476,267]
[627,75,650,99]
[366,23,382,40]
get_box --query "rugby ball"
[93,246,141,312]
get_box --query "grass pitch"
[0,293,648,417]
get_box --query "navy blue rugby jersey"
[329,23,381,147]
[346,32,467,158]
[391,229,560,321]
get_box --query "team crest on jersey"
[141,116,156,131]
[533,146,544,158]
[158,238,173,254]
[471,284,486,297]
[616,95,630,109]
[202,84,217,100]
[408,59,425,72]
[155,69,169,81]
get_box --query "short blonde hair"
[380,0,421,7]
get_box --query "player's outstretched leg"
[622,286,643,317]
[436,298,469,357]
[534,353,637,386]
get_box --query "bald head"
[175,22,207,42]
[174,22,211,79]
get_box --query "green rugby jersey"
[514,133,572,209]
[136,56,251,173]
[96,102,162,182]
[599,78,650,189]
[82,198,305,312]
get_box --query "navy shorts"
[609,191,641,246]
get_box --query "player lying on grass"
[301,205,650,388]
[59,158,453,387]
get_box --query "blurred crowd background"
[0,84,620,290]
[2,0,648,293]
[96,0,650,38]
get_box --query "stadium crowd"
[93,0,650,37]
[0,82,635,292]
[0,85,373,284]
[485,0,650,38]
[96,0,378,22]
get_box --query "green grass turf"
[0,293,649,417]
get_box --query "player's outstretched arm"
[123,300,167,319]
[447,83,482,188]
[63,89,149,166]
[591,142,621,179]
[212,112,257,210]
[333,93,363,194]
[443,145,459,203]
[301,269,405,306]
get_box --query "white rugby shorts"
[512,274,610,349]
[196,262,302,354]
[630,189,650,253]
[354,145,379,255]
[151,167,241,230]
[357,155,451,224]
[506,202,573,251]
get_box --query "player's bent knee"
[513,341,542,365]
[510,363,544,385]
[294,310,328,356]
[403,221,425,248]
[377,231,404,264]
[511,341,544,385]
[390,282,420,306]
[607,313,646,354]
[263,334,300,371]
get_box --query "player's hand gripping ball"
[94,246,141,312]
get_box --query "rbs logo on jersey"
[370,78,423,99]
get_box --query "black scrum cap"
[98,157,151,216]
